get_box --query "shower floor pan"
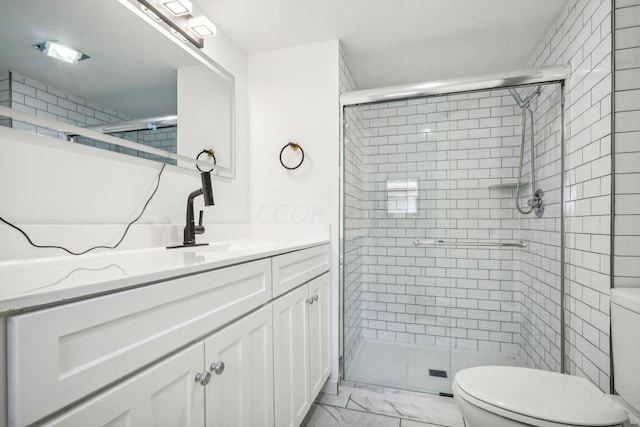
[344,339,522,395]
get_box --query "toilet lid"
[454,366,628,426]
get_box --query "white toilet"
[453,287,640,427]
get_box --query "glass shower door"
[342,99,452,395]
[342,81,565,397]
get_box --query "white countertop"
[0,237,329,312]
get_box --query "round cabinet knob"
[210,361,225,375]
[313,294,319,302]
[195,371,211,386]
[306,297,314,305]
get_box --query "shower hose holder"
[528,189,545,218]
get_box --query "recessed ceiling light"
[34,41,89,64]
[189,16,216,38]
[161,0,192,17]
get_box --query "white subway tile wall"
[342,0,614,393]
[77,127,178,164]
[614,0,640,287]
[340,47,367,370]
[8,71,134,139]
[0,71,11,128]
[529,0,612,391]
[517,84,564,373]
[342,83,564,371]
[5,71,176,158]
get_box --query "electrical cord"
[0,164,166,256]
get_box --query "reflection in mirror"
[0,0,235,177]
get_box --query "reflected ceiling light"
[189,16,216,38]
[170,28,189,43]
[34,41,89,64]
[141,5,162,21]
[161,0,192,16]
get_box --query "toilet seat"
[453,366,627,426]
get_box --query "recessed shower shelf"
[487,180,529,189]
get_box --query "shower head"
[509,86,542,109]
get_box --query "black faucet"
[168,171,214,249]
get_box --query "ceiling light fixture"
[161,0,192,16]
[188,16,216,38]
[136,0,216,48]
[34,41,89,64]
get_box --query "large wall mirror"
[0,0,235,178]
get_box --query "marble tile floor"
[301,384,466,427]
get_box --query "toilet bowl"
[453,287,640,427]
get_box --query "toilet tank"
[611,287,640,412]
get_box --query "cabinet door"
[204,305,274,427]
[43,343,205,427]
[308,273,331,398]
[8,259,271,426]
[272,285,310,427]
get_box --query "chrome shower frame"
[340,65,569,105]
[338,65,570,385]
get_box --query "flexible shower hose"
[515,105,536,215]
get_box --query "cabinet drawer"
[8,259,271,427]
[272,244,330,297]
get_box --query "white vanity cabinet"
[41,342,206,426]
[203,305,274,427]
[272,244,331,298]
[43,305,274,427]
[273,272,331,427]
[7,258,272,426]
[307,272,331,398]
[4,242,330,427]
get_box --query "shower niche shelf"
[487,180,529,189]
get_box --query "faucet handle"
[195,210,205,235]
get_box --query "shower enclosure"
[341,73,565,396]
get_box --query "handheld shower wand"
[511,86,545,218]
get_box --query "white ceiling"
[1,1,570,117]
[200,0,570,89]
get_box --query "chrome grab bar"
[413,240,527,248]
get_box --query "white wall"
[0,22,249,261]
[248,40,341,389]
